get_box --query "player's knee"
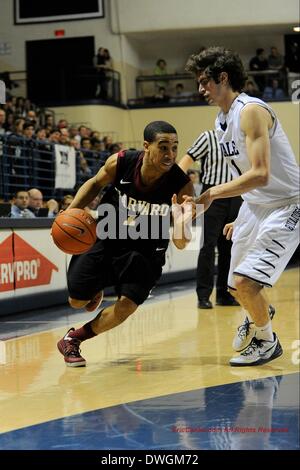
[68,297,88,309]
[234,276,258,296]
[115,297,137,323]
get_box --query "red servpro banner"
[0,233,58,292]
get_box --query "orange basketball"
[51,208,97,254]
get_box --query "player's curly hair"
[186,46,247,92]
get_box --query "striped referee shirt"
[187,130,232,185]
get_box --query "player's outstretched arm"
[68,154,118,210]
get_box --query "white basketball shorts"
[228,202,300,288]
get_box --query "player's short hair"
[143,121,177,142]
[186,46,247,92]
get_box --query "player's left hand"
[171,194,194,225]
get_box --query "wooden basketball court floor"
[0,267,299,451]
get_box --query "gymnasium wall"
[51,102,300,162]
[111,0,298,32]
[0,0,127,70]
[1,0,298,101]
[0,0,140,102]
[2,0,296,71]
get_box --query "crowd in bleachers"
[0,98,127,213]
[3,187,103,219]
[0,97,123,155]
[134,46,291,106]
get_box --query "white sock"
[255,320,273,342]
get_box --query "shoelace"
[237,316,254,340]
[64,338,82,357]
[241,338,263,356]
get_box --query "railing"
[135,72,198,98]
[132,69,295,107]
[0,135,110,201]
[246,69,289,95]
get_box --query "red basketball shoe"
[57,328,86,367]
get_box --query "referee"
[179,129,241,308]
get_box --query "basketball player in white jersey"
[186,47,299,366]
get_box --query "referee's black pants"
[196,184,242,301]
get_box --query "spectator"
[80,137,92,150]
[4,112,15,133]
[262,79,286,101]
[24,98,35,115]
[59,194,74,211]
[69,125,79,140]
[22,122,35,139]
[90,130,101,140]
[57,119,69,129]
[15,97,25,117]
[59,128,70,145]
[249,48,269,91]
[35,128,47,141]
[26,110,37,128]
[12,118,25,136]
[10,190,35,218]
[154,59,169,90]
[268,47,284,70]
[94,47,113,100]
[170,83,193,103]
[48,129,61,143]
[103,135,113,150]
[69,138,80,150]
[45,114,55,132]
[91,137,104,152]
[28,188,58,217]
[75,125,88,144]
[153,86,170,103]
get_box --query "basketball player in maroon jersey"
[57,121,194,366]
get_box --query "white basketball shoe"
[232,305,275,352]
[230,333,283,367]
